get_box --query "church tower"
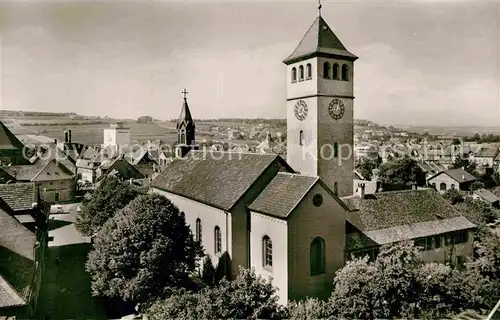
[176,89,196,158]
[284,7,357,197]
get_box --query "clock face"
[329,99,345,120]
[294,100,308,121]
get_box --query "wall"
[249,212,288,305]
[77,168,95,183]
[474,156,494,168]
[287,182,347,301]
[38,178,75,203]
[428,173,462,193]
[419,230,474,265]
[150,188,230,267]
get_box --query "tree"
[450,156,477,174]
[86,194,203,304]
[443,188,465,205]
[471,181,486,192]
[147,267,286,320]
[287,298,332,320]
[75,175,139,236]
[377,156,423,191]
[201,255,215,286]
[452,138,461,145]
[355,155,382,180]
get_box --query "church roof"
[151,151,292,211]
[248,172,318,218]
[177,98,195,130]
[283,15,358,65]
[0,121,25,150]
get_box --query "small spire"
[318,0,322,16]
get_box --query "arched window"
[310,237,326,275]
[214,226,222,254]
[299,130,304,146]
[341,64,349,81]
[263,236,272,268]
[299,65,304,81]
[306,63,312,79]
[323,62,330,79]
[291,67,297,82]
[180,211,185,220]
[196,218,202,243]
[451,184,455,190]
[333,63,340,80]
[333,182,338,195]
[180,130,186,144]
[334,142,339,158]
[440,183,447,191]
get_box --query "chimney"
[358,183,366,199]
[69,130,72,144]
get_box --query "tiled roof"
[248,173,318,218]
[0,276,25,308]
[2,164,44,181]
[283,16,357,64]
[0,182,37,212]
[31,159,75,181]
[98,156,145,182]
[342,189,466,232]
[0,121,25,150]
[473,188,500,203]
[443,168,477,183]
[151,151,291,211]
[0,208,35,260]
[474,147,499,158]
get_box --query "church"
[151,9,475,304]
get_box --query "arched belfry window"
[341,64,349,81]
[323,62,330,79]
[310,237,326,275]
[180,130,186,144]
[306,63,312,79]
[263,235,272,268]
[333,182,338,195]
[334,142,339,158]
[291,67,297,82]
[299,130,304,146]
[196,218,202,243]
[299,65,304,81]
[214,226,222,254]
[333,63,340,80]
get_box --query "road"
[36,203,107,320]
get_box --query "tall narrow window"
[333,182,338,196]
[323,62,330,79]
[334,142,339,157]
[341,64,349,81]
[299,65,304,81]
[214,226,222,254]
[333,63,340,80]
[299,130,304,146]
[291,67,297,82]
[310,237,326,275]
[263,235,272,268]
[306,63,312,79]
[180,131,186,144]
[196,218,202,243]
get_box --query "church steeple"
[176,89,197,158]
[283,15,357,65]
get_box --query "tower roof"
[177,98,195,130]
[283,15,358,65]
[0,121,25,150]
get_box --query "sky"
[0,0,499,127]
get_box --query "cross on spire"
[318,0,322,16]
[182,88,188,99]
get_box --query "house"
[343,188,475,265]
[427,168,477,193]
[0,184,49,318]
[129,149,159,179]
[473,147,499,168]
[96,155,146,185]
[473,188,500,208]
